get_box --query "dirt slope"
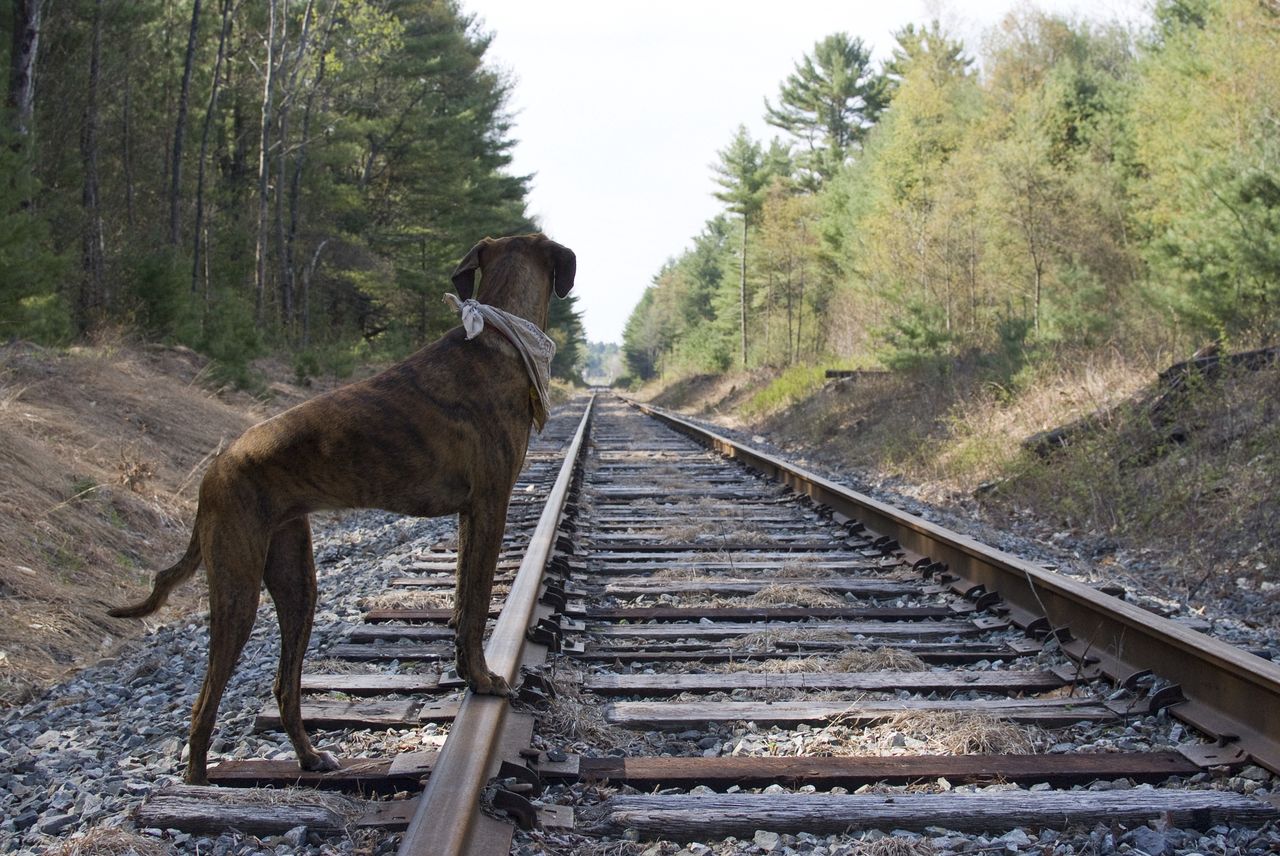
[0,340,315,705]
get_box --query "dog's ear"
[451,239,490,300]
[547,240,576,298]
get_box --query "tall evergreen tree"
[713,126,791,366]
[765,32,887,188]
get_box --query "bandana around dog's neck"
[443,294,555,431]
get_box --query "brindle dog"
[109,234,575,785]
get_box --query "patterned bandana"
[443,294,556,431]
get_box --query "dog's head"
[451,235,576,319]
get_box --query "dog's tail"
[108,528,203,619]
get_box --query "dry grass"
[777,557,825,578]
[541,672,635,751]
[719,528,777,545]
[649,552,733,580]
[866,711,1037,755]
[832,647,928,672]
[362,590,453,610]
[745,584,846,608]
[728,627,858,651]
[717,655,829,673]
[852,838,938,856]
[0,340,306,705]
[712,647,925,674]
[655,521,776,546]
[56,827,171,856]
[658,521,720,543]
[306,659,385,675]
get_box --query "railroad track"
[131,394,1280,854]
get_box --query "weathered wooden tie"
[605,697,1115,729]
[592,790,1279,839]
[583,669,1064,695]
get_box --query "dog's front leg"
[453,504,513,697]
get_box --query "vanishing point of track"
[135,393,1280,853]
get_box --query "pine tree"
[765,33,887,188]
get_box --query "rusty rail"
[398,396,594,856]
[626,397,1280,774]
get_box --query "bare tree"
[274,0,317,334]
[7,0,41,139]
[79,0,106,333]
[285,2,337,339]
[253,0,281,324]
[192,0,236,294]
[169,0,203,246]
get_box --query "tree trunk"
[739,215,748,368]
[8,0,41,139]
[78,0,106,334]
[1033,259,1042,335]
[796,259,804,364]
[121,35,136,227]
[300,239,328,348]
[253,0,280,325]
[288,4,337,340]
[276,0,318,337]
[192,0,235,294]
[169,0,202,246]
[778,267,788,363]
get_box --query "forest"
[1,0,585,386]
[621,0,1280,383]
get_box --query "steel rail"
[626,397,1280,773]
[398,396,594,856]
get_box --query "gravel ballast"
[0,509,450,855]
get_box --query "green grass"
[742,366,830,417]
[68,475,97,502]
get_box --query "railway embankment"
[636,351,1280,644]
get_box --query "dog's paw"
[468,670,513,698]
[301,749,341,772]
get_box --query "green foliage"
[293,342,358,385]
[0,0,586,382]
[121,251,200,340]
[0,129,68,344]
[742,365,829,416]
[1133,0,1280,342]
[548,293,586,382]
[581,340,622,386]
[878,300,953,372]
[199,290,264,390]
[765,32,888,187]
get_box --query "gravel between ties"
[0,509,452,856]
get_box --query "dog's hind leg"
[453,501,514,697]
[185,528,266,785]
[264,516,338,773]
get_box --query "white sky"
[464,0,1149,344]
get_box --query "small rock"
[1000,828,1031,849]
[1127,825,1170,855]
[1239,765,1271,782]
[37,812,79,835]
[754,829,782,851]
[33,729,62,749]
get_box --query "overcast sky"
[463,0,1148,344]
